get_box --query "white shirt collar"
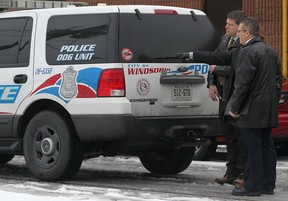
[245,37,254,45]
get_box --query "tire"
[0,155,14,164]
[139,147,195,174]
[193,138,218,161]
[23,111,83,181]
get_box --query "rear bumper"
[72,114,221,142]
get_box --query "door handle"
[14,74,28,84]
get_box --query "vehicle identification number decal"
[35,68,53,75]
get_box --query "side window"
[46,14,111,65]
[0,17,32,67]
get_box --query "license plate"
[171,85,192,101]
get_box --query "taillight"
[98,69,125,97]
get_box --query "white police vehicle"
[0,5,220,181]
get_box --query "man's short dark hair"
[227,10,246,25]
[240,17,260,37]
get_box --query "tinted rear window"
[119,13,219,63]
[0,17,32,67]
[46,14,118,65]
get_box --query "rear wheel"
[193,138,218,161]
[139,147,195,174]
[0,155,14,165]
[23,111,83,181]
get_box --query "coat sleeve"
[207,71,217,87]
[193,50,233,65]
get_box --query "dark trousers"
[239,127,277,192]
[219,100,245,177]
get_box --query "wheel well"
[18,99,73,138]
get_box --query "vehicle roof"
[1,5,205,17]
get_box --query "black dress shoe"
[232,188,261,196]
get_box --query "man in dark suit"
[208,10,246,186]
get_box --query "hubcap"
[41,138,55,155]
[33,126,60,168]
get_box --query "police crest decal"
[60,66,78,99]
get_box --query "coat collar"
[242,36,263,47]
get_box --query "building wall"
[78,0,283,60]
[243,0,282,60]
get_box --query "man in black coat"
[181,17,282,196]
[208,10,246,186]
[227,17,280,196]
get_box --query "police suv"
[0,5,220,181]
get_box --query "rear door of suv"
[119,6,220,117]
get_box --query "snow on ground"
[0,156,224,201]
[1,155,287,201]
[0,184,218,201]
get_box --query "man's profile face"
[237,23,249,45]
[225,18,238,37]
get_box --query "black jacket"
[229,37,281,128]
[207,34,241,101]
[193,37,282,128]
